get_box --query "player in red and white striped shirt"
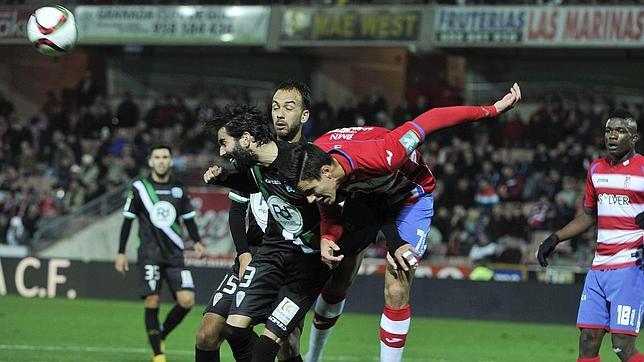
[537,110,643,362]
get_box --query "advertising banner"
[281,7,421,43]
[0,7,32,44]
[434,6,644,47]
[188,187,233,254]
[75,5,270,45]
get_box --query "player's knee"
[277,328,301,360]
[177,294,195,309]
[144,294,160,308]
[222,324,251,344]
[195,325,221,350]
[579,329,604,355]
[384,282,409,307]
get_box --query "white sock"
[379,304,410,362]
[305,294,346,362]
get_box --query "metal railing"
[30,183,130,252]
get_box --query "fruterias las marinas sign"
[281,7,421,42]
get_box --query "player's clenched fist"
[203,165,223,184]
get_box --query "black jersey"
[123,176,195,265]
[228,190,264,249]
[215,141,321,253]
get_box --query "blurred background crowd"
[2,71,641,268]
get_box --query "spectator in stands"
[76,70,98,108]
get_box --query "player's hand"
[493,83,521,114]
[238,252,252,279]
[320,237,344,269]
[115,253,129,275]
[387,244,420,272]
[193,241,206,258]
[536,233,560,267]
[203,165,223,184]
[636,212,644,229]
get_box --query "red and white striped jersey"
[584,153,644,270]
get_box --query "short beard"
[229,142,258,168]
[276,120,302,141]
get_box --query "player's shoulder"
[588,157,608,174]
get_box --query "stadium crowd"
[1,78,642,268]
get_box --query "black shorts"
[228,247,331,339]
[138,262,195,298]
[203,263,240,317]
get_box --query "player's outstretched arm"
[412,83,521,136]
[537,207,596,267]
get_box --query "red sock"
[577,357,600,362]
[627,353,644,362]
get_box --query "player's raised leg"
[305,250,366,362]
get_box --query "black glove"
[636,212,644,229]
[537,234,560,267]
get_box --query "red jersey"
[584,153,644,270]
[315,105,497,242]
[315,125,435,206]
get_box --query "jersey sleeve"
[583,161,599,209]
[318,203,343,243]
[228,190,251,255]
[122,185,139,219]
[380,105,499,171]
[179,186,196,220]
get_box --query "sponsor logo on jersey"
[330,133,354,141]
[329,126,374,133]
[171,187,183,198]
[597,193,630,206]
[269,297,300,330]
[150,201,177,228]
[267,195,303,234]
[399,130,420,155]
[386,150,393,166]
[596,178,609,183]
[268,315,288,331]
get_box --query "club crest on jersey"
[212,292,223,306]
[267,195,303,234]
[624,175,631,188]
[150,200,177,228]
[399,130,420,155]
[171,187,183,198]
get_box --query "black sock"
[251,335,281,362]
[278,356,303,362]
[161,303,191,339]
[145,307,162,355]
[195,345,220,362]
[222,325,258,362]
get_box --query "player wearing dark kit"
[203,105,331,362]
[116,144,205,362]
[195,190,264,361]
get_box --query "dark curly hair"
[208,104,276,146]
